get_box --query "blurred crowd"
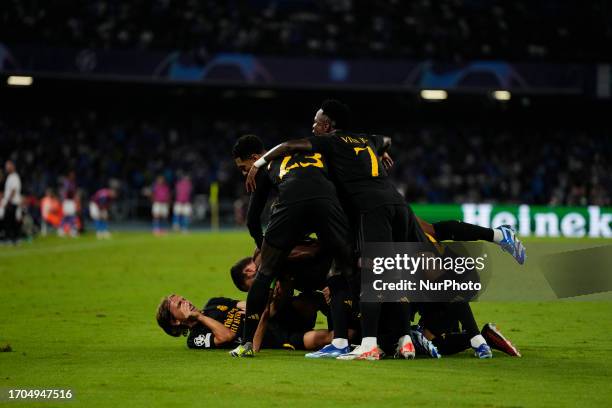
[1,110,610,240]
[2,0,611,62]
[390,127,610,206]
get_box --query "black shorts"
[261,320,307,350]
[415,302,460,336]
[264,198,351,253]
[357,204,427,253]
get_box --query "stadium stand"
[1,109,609,225]
[1,0,611,62]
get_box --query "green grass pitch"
[1,232,611,407]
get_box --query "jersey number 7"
[354,146,379,177]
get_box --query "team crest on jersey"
[217,305,228,312]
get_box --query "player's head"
[230,257,257,292]
[156,294,197,337]
[5,160,15,173]
[156,175,165,184]
[313,99,351,135]
[232,134,265,177]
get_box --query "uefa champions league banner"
[411,204,612,239]
[0,43,592,94]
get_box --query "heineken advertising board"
[411,204,612,238]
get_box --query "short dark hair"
[156,296,188,337]
[230,257,252,292]
[232,135,264,160]
[321,99,351,130]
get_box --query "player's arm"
[252,302,272,352]
[245,170,272,248]
[190,311,236,346]
[369,134,392,154]
[261,139,314,163]
[245,139,314,192]
[367,134,393,169]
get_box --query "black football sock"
[360,301,382,338]
[393,301,412,336]
[450,302,480,338]
[327,275,351,341]
[432,332,471,355]
[243,273,274,343]
[433,220,494,242]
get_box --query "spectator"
[1,160,22,244]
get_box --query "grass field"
[1,232,611,407]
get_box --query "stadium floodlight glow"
[420,89,448,100]
[7,76,33,86]
[493,90,511,101]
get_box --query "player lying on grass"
[156,293,334,351]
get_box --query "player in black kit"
[156,294,334,351]
[229,135,354,358]
[245,100,427,360]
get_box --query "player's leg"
[231,240,290,357]
[303,330,334,350]
[339,206,393,360]
[449,302,492,358]
[388,204,431,359]
[100,209,110,238]
[4,204,19,244]
[160,203,169,232]
[305,199,353,358]
[417,302,469,355]
[432,220,526,264]
[260,319,330,351]
[89,202,100,238]
[427,302,492,358]
[232,204,302,357]
[431,220,493,242]
[152,202,160,234]
[182,203,192,232]
[172,202,180,231]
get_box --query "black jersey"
[266,151,337,205]
[246,151,338,247]
[307,132,405,211]
[186,297,243,349]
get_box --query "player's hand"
[176,301,192,322]
[381,152,394,170]
[236,301,246,314]
[245,165,260,193]
[177,301,200,322]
